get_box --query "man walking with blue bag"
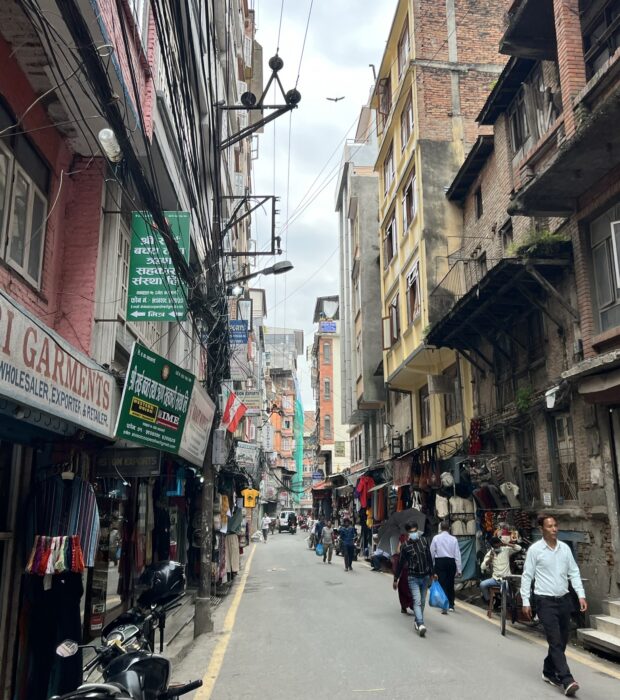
[393,523,434,637]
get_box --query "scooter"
[289,524,297,534]
[51,561,202,700]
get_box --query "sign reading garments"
[115,343,214,466]
[0,289,120,437]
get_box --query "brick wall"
[319,337,334,445]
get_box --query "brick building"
[427,0,620,624]
[373,0,508,457]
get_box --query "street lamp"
[227,260,294,286]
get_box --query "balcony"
[500,0,556,60]
[509,54,620,216]
[430,258,488,322]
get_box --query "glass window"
[383,145,394,193]
[508,89,529,152]
[378,76,392,130]
[389,293,400,345]
[402,172,417,233]
[324,415,332,439]
[383,214,396,267]
[323,342,331,364]
[443,364,460,428]
[582,0,620,79]
[419,385,431,438]
[590,209,620,331]
[398,20,410,78]
[400,93,414,150]
[118,226,131,316]
[406,262,420,323]
[475,187,483,219]
[324,378,331,399]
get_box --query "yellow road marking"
[459,599,620,681]
[194,543,257,699]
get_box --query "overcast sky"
[250,0,397,409]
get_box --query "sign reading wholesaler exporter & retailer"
[115,343,194,454]
[127,211,190,321]
[0,289,120,437]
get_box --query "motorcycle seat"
[77,683,126,696]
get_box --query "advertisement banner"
[0,289,120,437]
[95,448,161,477]
[115,343,194,453]
[178,382,215,467]
[237,390,261,414]
[127,211,190,321]
[229,343,251,381]
[235,441,260,467]
[229,319,248,344]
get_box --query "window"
[324,415,332,439]
[419,385,431,438]
[283,419,291,430]
[590,208,620,331]
[323,341,331,364]
[508,89,529,152]
[353,277,361,316]
[383,214,396,267]
[501,220,514,253]
[552,413,578,503]
[475,187,483,219]
[442,364,461,428]
[0,123,49,288]
[406,262,420,323]
[400,93,414,150]
[378,76,392,130]
[357,433,363,462]
[324,378,331,399]
[402,171,417,233]
[404,428,413,451]
[356,332,362,378]
[383,145,395,193]
[582,0,620,79]
[128,0,150,44]
[389,293,400,345]
[117,225,131,316]
[282,438,292,451]
[397,20,410,78]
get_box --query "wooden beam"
[525,265,579,320]
[482,312,528,351]
[517,283,564,330]
[457,348,487,376]
[468,345,494,370]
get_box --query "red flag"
[221,392,247,433]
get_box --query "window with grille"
[398,20,410,78]
[553,413,578,502]
[517,426,540,507]
[582,0,620,79]
[400,93,414,150]
[324,415,332,439]
[419,385,431,438]
[324,378,331,399]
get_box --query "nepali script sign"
[115,343,194,453]
[0,290,120,437]
[127,211,190,321]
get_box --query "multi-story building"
[310,296,350,476]
[426,0,620,622]
[300,411,317,512]
[0,1,262,696]
[337,99,387,473]
[373,0,507,452]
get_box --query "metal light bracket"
[220,194,281,256]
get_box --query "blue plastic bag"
[315,543,324,556]
[429,580,449,610]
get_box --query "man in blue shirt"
[339,518,357,571]
[520,514,587,697]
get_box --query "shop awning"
[311,480,331,491]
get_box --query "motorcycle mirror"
[56,640,79,657]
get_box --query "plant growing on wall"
[515,386,534,413]
[506,229,571,259]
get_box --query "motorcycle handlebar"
[159,679,203,699]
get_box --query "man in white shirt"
[261,515,271,543]
[430,521,462,612]
[480,536,522,601]
[520,514,587,697]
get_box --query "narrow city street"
[174,535,620,699]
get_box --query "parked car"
[278,510,297,532]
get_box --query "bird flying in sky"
[326,96,345,102]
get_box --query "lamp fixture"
[227,260,293,286]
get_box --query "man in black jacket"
[393,523,433,637]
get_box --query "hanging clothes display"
[16,472,100,700]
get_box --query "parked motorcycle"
[51,561,202,700]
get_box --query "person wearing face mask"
[393,523,434,637]
[480,536,522,604]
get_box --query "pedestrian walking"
[393,523,433,637]
[392,525,413,615]
[520,514,587,697]
[261,515,271,543]
[321,520,335,563]
[269,517,276,535]
[339,518,357,571]
[480,536,522,606]
[430,521,462,612]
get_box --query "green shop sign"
[115,343,194,453]
[127,211,190,321]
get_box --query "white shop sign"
[0,291,120,438]
[178,382,215,467]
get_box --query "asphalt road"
[175,531,620,700]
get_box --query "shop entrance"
[0,443,33,700]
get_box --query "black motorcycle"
[51,562,202,700]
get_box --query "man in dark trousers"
[339,518,357,571]
[521,514,587,697]
[430,521,462,612]
[393,523,434,637]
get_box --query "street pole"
[194,420,217,636]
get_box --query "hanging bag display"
[429,580,449,610]
[315,542,324,556]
